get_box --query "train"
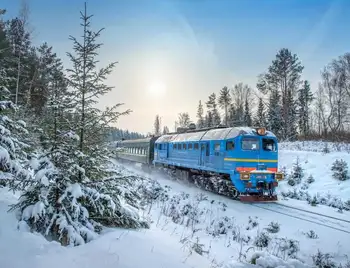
[113,125,284,202]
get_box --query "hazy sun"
[147,81,167,98]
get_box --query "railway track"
[250,202,350,234]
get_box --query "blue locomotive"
[114,126,284,202]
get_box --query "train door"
[158,143,168,160]
[199,142,209,166]
[211,141,224,169]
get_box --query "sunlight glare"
[147,81,167,98]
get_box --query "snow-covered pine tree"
[4,16,32,106]
[1,9,31,187]
[297,80,314,137]
[267,89,283,137]
[218,86,231,126]
[0,75,30,187]
[196,100,204,129]
[9,2,148,246]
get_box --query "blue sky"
[2,0,350,133]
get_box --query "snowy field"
[1,141,350,268]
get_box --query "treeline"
[107,127,145,141]
[1,3,147,246]
[156,49,350,142]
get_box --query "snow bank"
[279,141,350,153]
[0,187,210,268]
[278,149,350,204]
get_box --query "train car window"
[188,143,193,150]
[183,144,187,150]
[241,137,259,150]
[262,138,276,151]
[226,141,234,150]
[194,143,199,150]
[214,143,220,151]
[178,144,182,150]
[174,144,177,149]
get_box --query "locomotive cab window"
[214,143,220,151]
[241,137,259,150]
[262,138,276,151]
[226,141,234,150]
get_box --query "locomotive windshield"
[241,137,259,150]
[262,138,276,151]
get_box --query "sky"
[2,0,350,135]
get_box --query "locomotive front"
[225,127,284,202]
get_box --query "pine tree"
[267,89,283,137]
[10,2,148,246]
[257,48,304,140]
[206,93,221,126]
[196,100,204,129]
[231,83,246,126]
[218,86,231,126]
[27,42,60,116]
[154,114,161,135]
[4,16,32,106]
[243,97,252,126]
[298,80,314,137]
[0,69,30,187]
[255,97,266,127]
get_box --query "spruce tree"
[218,86,231,126]
[267,89,283,137]
[10,2,148,246]
[154,115,161,135]
[206,93,221,126]
[298,80,314,137]
[255,97,266,127]
[0,72,30,187]
[196,100,204,129]
[257,48,304,140]
[243,97,252,126]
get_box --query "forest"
[154,49,350,142]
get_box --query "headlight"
[240,173,250,180]
[275,173,284,181]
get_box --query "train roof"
[155,126,276,143]
[117,136,159,145]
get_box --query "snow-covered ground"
[278,144,350,210]
[1,141,350,268]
